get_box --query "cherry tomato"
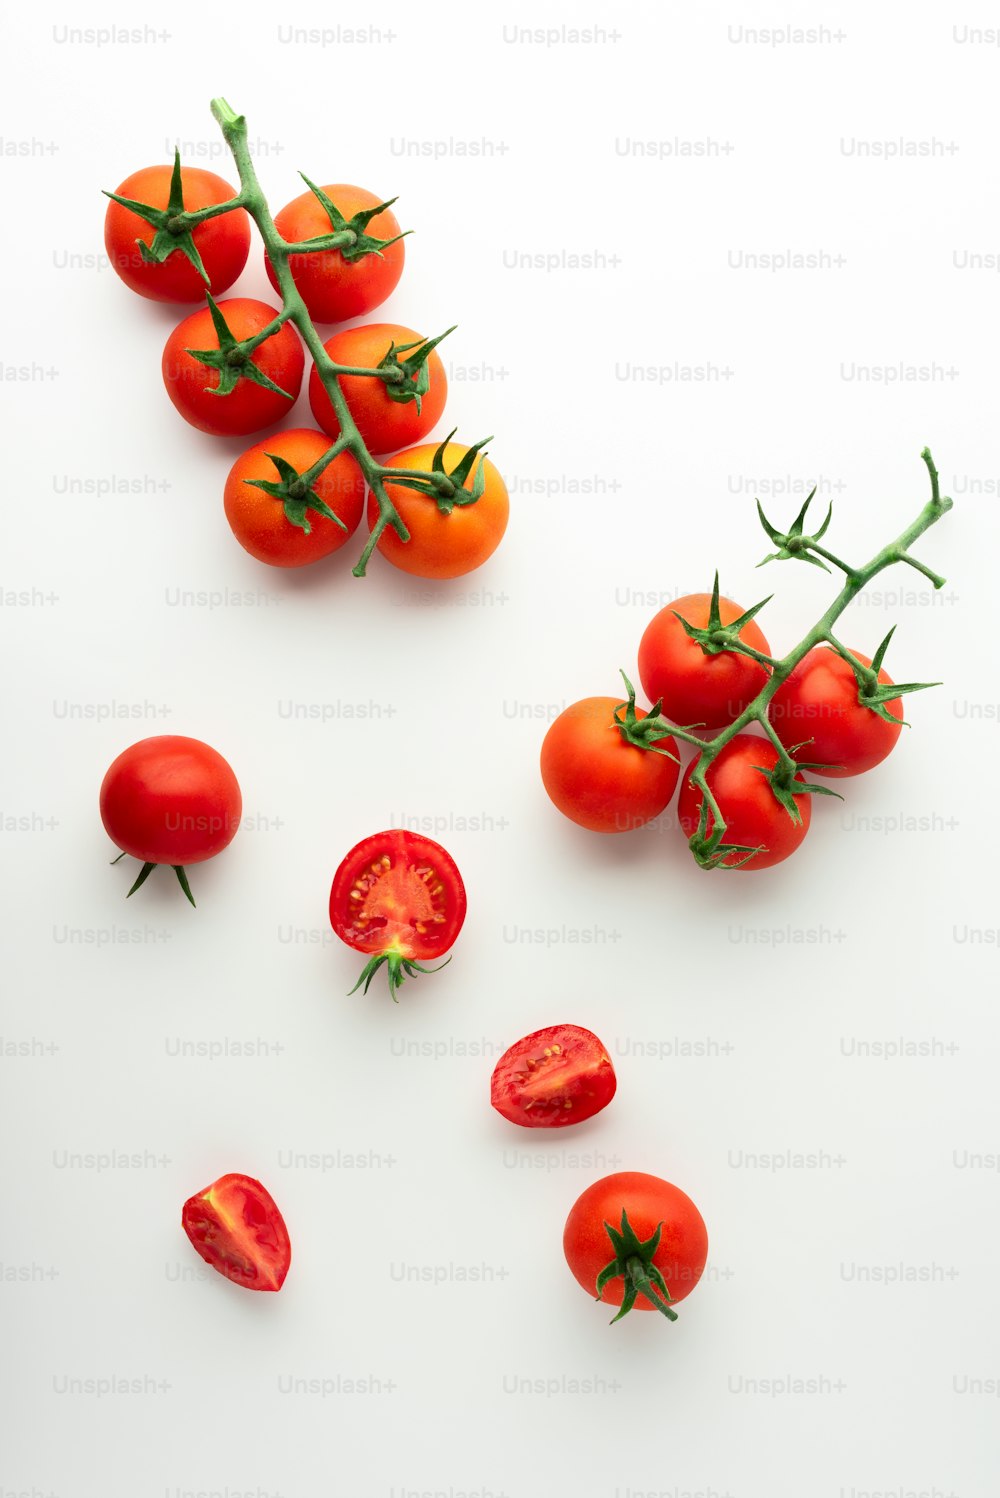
[100,736,241,903]
[162,298,304,437]
[182,1173,291,1292]
[308,323,448,455]
[224,428,365,568]
[638,592,772,730]
[676,734,811,870]
[265,183,405,323]
[768,646,904,776]
[104,164,251,303]
[564,1172,708,1322]
[371,442,509,580]
[491,1025,617,1128]
[329,829,467,1000]
[540,696,678,833]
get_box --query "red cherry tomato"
[768,646,904,776]
[491,1025,617,1128]
[182,1173,291,1292]
[638,592,772,730]
[540,696,679,833]
[676,734,811,870]
[224,428,365,568]
[100,735,241,903]
[265,183,405,323]
[564,1172,708,1322]
[162,298,304,437]
[308,323,448,455]
[329,829,467,1000]
[104,164,250,303]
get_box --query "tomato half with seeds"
[264,184,405,323]
[638,592,772,731]
[100,735,242,904]
[224,428,365,567]
[330,829,467,1000]
[768,646,904,776]
[104,164,251,303]
[162,298,304,437]
[491,1025,616,1128]
[182,1173,291,1292]
[564,1172,708,1323]
[372,442,509,579]
[677,734,811,870]
[308,323,448,455]
[541,696,678,833]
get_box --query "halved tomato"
[181,1173,291,1292]
[491,1025,617,1128]
[329,829,467,1000]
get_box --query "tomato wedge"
[329,829,467,1001]
[181,1173,291,1292]
[491,1024,617,1128]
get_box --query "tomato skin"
[638,593,772,730]
[677,734,811,870]
[541,696,678,833]
[491,1025,617,1128]
[564,1172,708,1310]
[182,1173,291,1292]
[308,323,447,454]
[329,830,467,962]
[224,428,365,567]
[265,184,404,323]
[100,737,242,866]
[105,165,250,303]
[162,299,304,436]
[768,647,903,777]
[370,443,509,580]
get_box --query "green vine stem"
[621,449,953,869]
[113,98,488,577]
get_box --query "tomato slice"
[181,1173,291,1292]
[491,1025,617,1128]
[329,829,467,1000]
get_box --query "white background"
[2,4,999,1497]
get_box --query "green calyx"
[104,150,213,284]
[673,572,774,660]
[612,672,681,760]
[387,430,492,515]
[756,486,834,570]
[244,450,347,535]
[376,327,456,411]
[348,950,452,1002]
[296,176,411,264]
[186,294,294,399]
[595,1210,678,1323]
[110,851,196,907]
[755,756,843,825]
[830,627,941,727]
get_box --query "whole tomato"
[224,428,365,567]
[265,183,405,323]
[162,298,304,437]
[371,442,508,580]
[105,163,250,303]
[769,646,904,776]
[308,323,448,455]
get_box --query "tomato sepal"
[754,759,843,824]
[756,487,834,570]
[348,950,453,1003]
[672,572,775,664]
[830,628,940,727]
[612,672,682,761]
[103,151,216,284]
[595,1211,679,1324]
[377,327,456,412]
[244,449,348,535]
[112,851,197,906]
[185,293,295,400]
[295,175,411,264]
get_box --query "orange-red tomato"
[308,323,447,455]
[541,697,679,833]
[677,735,811,870]
[371,442,508,580]
[105,164,251,303]
[265,184,404,323]
[162,298,304,437]
[224,428,365,568]
[638,592,772,730]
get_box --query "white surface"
[3,5,999,1496]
